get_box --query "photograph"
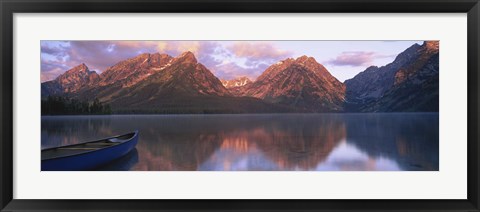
[40,40,439,171]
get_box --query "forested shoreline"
[41,96,112,115]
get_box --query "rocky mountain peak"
[79,63,89,69]
[295,55,316,64]
[422,41,439,53]
[64,63,91,75]
[147,53,174,68]
[98,52,174,87]
[138,52,150,58]
[221,76,253,88]
[383,43,422,70]
[296,55,309,61]
[345,41,439,112]
[47,63,100,93]
[364,66,380,73]
[393,41,439,86]
[176,51,197,64]
[241,55,345,112]
[292,55,331,78]
[292,56,322,70]
[151,52,171,59]
[59,64,98,80]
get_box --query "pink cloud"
[41,67,65,82]
[326,51,394,67]
[227,42,292,61]
[40,41,223,82]
[212,62,266,80]
[41,57,71,82]
[41,41,295,82]
[326,51,376,66]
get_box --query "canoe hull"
[42,133,138,171]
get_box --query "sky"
[41,40,423,83]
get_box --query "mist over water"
[41,113,439,171]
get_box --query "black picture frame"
[1,0,479,211]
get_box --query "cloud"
[40,41,290,82]
[325,51,376,66]
[150,41,223,59]
[325,51,395,67]
[156,41,201,55]
[208,41,292,80]
[41,45,63,55]
[40,58,69,81]
[41,41,156,82]
[227,42,292,61]
[211,62,266,80]
[40,41,223,82]
[41,68,64,82]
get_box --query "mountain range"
[41,41,439,114]
[344,41,439,112]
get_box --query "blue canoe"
[41,131,139,171]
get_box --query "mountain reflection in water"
[41,113,439,171]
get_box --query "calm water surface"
[41,113,439,171]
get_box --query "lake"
[41,113,439,171]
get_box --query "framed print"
[1,0,479,211]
